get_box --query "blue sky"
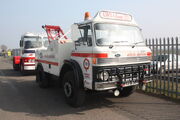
[0,0,180,49]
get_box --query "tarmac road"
[0,57,180,120]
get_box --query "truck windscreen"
[94,23,145,46]
[24,37,42,49]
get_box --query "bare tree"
[1,45,7,52]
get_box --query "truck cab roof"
[77,10,138,27]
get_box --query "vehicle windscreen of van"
[23,50,35,53]
[94,23,145,46]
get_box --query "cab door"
[71,24,94,89]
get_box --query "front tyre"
[20,62,26,75]
[36,65,49,88]
[63,71,85,107]
[119,86,135,97]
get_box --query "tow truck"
[19,32,48,74]
[36,10,152,107]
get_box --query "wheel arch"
[60,59,84,88]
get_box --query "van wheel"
[13,62,18,71]
[20,63,26,75]
[119,86,135,97]
[63,71,85,107]
[36,65,49,88]
[13,58,17,70]
[159,66,166,74]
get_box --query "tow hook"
[114,89,120,96]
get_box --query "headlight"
[98,71,109,81]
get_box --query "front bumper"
[23,63,35,70]
[93,63,152,91]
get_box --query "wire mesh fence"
[145,37,180,99]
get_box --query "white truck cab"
[36,10,152,107]
[19,32,48,74]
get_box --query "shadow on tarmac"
[0,69,35,77]
[0,67,179,118]
[0,68,116,117]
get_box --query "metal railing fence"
[146,37,180,99]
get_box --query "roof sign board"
[99,11,132,21]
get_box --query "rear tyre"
[13,58,16,70]
[13,63,18,71]
[63,71,85,107]
[119,86,135,97]
[36,65,49,88]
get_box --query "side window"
[87,27,92,46]
[77,25,92,46]
[78,27,85,43]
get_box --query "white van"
[152,54,180,73]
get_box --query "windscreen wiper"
[109,44,114,49]
[132,41,144,48]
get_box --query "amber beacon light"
[84,12,91,20]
